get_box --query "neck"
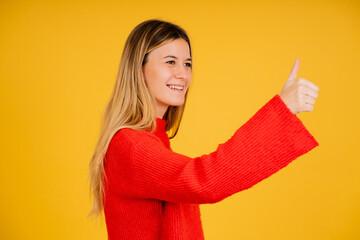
[156,104,169,119]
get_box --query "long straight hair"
[88,19,192,219]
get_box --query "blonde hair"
[87,19,192,219]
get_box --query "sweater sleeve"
[115,94,319,204]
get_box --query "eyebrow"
[163,55,192,61]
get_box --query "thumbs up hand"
[279,59,319,115]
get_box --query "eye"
[166,60,175,65]
[185,62,192,68]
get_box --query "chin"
[163,97,184,106]
[169,104,183,107]
[168,101,184,107]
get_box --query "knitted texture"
[103,94,319,240]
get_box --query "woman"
[88,19,319,239]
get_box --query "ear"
[141,65,145,76]
[141,66,147,83]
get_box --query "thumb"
[287,58,300,82]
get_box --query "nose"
[175,65,188,79]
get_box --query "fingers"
[296,76,319,103]
[302,87,319,99]
[303,103,314,112]
[298,78,319,92]
[303,90,318,112]
[287,58,300,82]
[304,95,316,105]
[280,59,320,115]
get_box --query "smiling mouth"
[167,84,184,91]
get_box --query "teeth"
[168,85,184,90]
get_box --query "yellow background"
[1,0,359,239]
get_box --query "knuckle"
[296,86,302,94]
[297,95,302,104]
[298,84,305,91]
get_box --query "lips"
[167,84,185,91]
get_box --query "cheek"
[143,68,157,88]
[143,65,173,89]
[154,69,172,86]
[187,72,192,83]
[144,70,167,94]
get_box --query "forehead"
[148,38,191,59]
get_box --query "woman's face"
[142,38,192,119]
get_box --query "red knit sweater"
[103,94,319,240]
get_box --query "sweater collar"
[145,117,167,135]
[146,117,170,149]
[153,117,166,135]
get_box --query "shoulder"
[105,127,160,164]
[109,127,161,151]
